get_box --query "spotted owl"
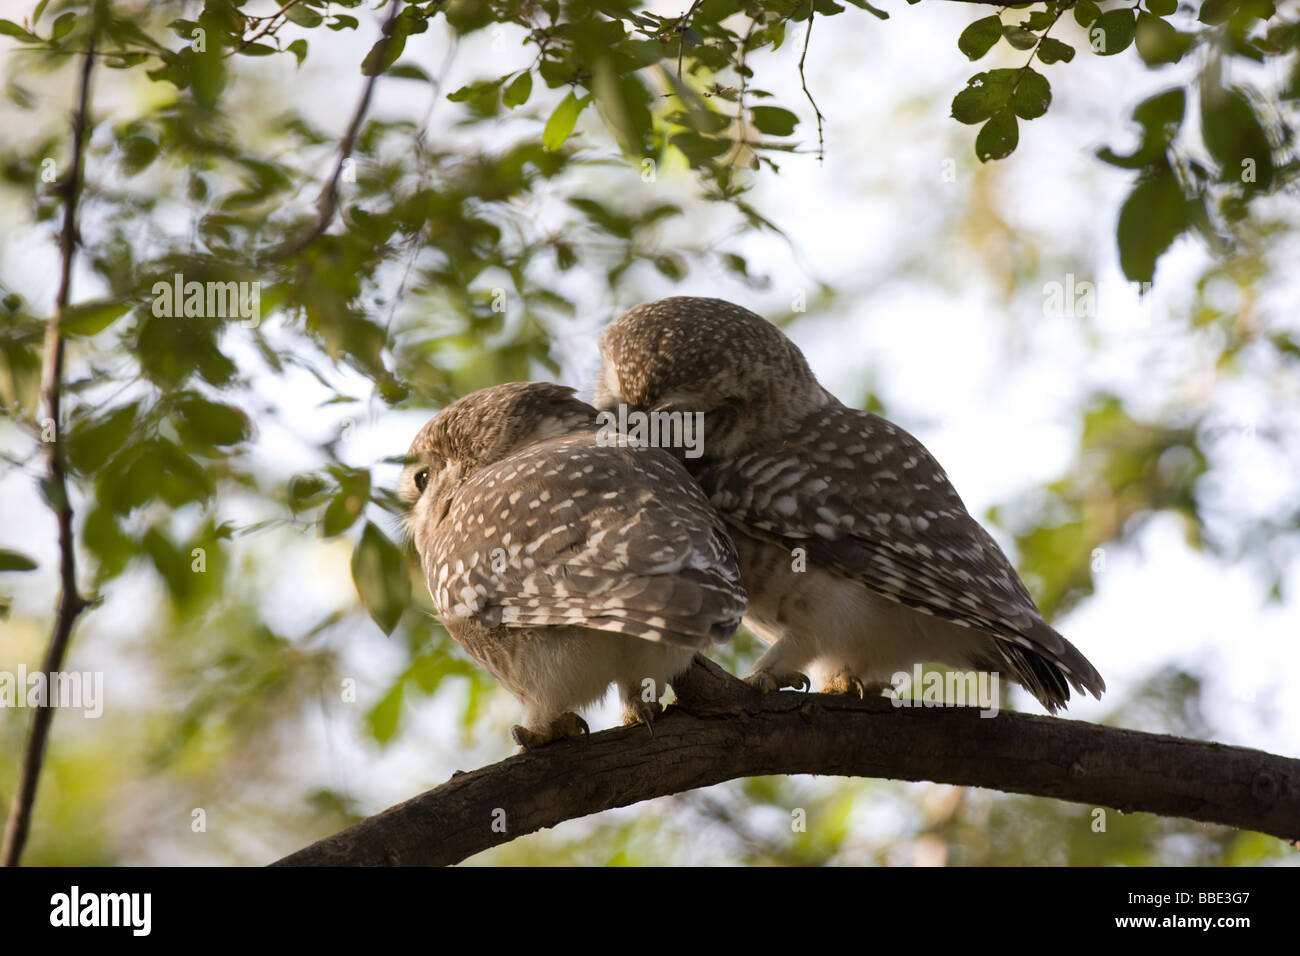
[399,381,746,748]
[594,297,1104,712]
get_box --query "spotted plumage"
[596,297,1104,712]
[400,381,746,747]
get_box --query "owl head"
[595,297,829,462]
[400,382,597,540]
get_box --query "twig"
[676,0,706,80]
[1,18,98,868]
[266,0,404,261]
[723,12,761,170]
[225,0,311,57]
[798,0,825,163]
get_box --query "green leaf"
[351,521,410,636]
[654,254,686,280]
[843,0,889,17]
[1092,9,1137,55]
[503,71,533,109]
[284,5,323,27]
[750,105,799,136]
[593,59,653,155]
[1146,0,1177,14]
[543,92,589,151]
[1134,87,1187,133]
[0,19,39,42]
[174,394,250,447]
[669,130,730,165]
[976,108,1019,161]
[1135,12,1193,65]
[367,681,403,742]
[952,86,990,124]
[951,70,1018,125]
[1117,164,1188,282]
[83,504,132,583]
[1198,0,1234,23]
[1037,37,1076,64]
[387,62,431,81]
[0,549,38,572]
[1201,84,1274,192]
[67,403,138,473]
[446,77,506,108]
[1074,0,1101,26]
[321,470,370,537]
[1003,25,1038,50]
[958,16,1002,61]
[287,38,308,67]
[121,134,160,175]
[50,12,76,40]
[188,49,227,108]
[289,474,329,511]
[1098,89,1185,168]
[62,299,131,336]
[361,32,406,76]
[1012,69,1051,120]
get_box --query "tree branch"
[273,658,1300,866]
[2,18,99,868]
[265,0,402,261]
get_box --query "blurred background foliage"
[1,0,1297,865]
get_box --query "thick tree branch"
[2,21,98,868]
[274,659,1300,866]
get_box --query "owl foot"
[822,673,892,698]
[511,711,589,750]
[822,672,866,698]
[745,670,811,693]
[621,698,663,735]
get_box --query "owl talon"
[511,711,589,750]
[823,673,893,698]
[823,673,864,697]
[746,670,811,693]
[622,699,663,733]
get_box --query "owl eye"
[414,468,430,493]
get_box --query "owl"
[400,381,746,748]
[594,297,1104,712]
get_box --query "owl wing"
[701,402,1104,701]
[427,433,745,649]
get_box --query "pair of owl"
[400,297,1105,749]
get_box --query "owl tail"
[986,618,1106,714]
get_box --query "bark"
[274,658,1300,866]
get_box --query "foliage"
[952,0,1297,282]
